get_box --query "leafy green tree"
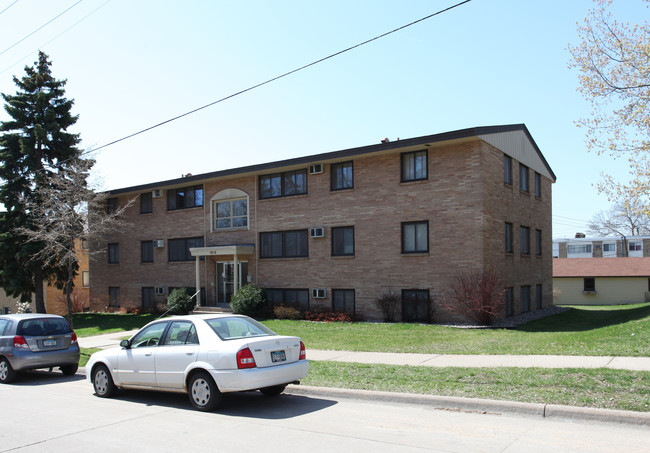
[0,51,82,313]
[569,0,650,214]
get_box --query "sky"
[0,0,646,239]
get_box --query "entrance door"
[217,261,248,307]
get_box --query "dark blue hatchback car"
[0,314,80,383]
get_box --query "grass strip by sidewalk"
[264,303,650,357]
[303,361,650,413]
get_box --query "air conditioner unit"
[153,239,165,248]
[310,227,325,238]
[312,288,326,299]
[155,286,166,295]
[309,163,323,175]
[152,189,163,198]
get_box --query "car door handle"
[185,352,194,356]
[144,352,152,357]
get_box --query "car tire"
[259,384,287,396]
[0,357,17,384]
[188,371,221,412]
[60,363,79,376]
[92,364,117,398]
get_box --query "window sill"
[582,291,597,295]
[400,179,428,186]
[167,206,204,213]
[259,256,309,261]
[259,193,308,201]
[331,255,355,259]
[212,226,249,233]
[401,252,429,257]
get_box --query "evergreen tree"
[0,51,82,313]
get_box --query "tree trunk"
[34,267,46,313]
[66,256,74,329]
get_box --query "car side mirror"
[120,339,131,349]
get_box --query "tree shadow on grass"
[518,304,650,332]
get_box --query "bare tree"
[17,158,133,328]
[587,201,650,237]
[569,0,650,214]
[440,269,506,326]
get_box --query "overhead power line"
[84,0,473,156]
[0,0,112,75]
[0,0,473,188]
[0,0,83,57]
[0,0,20,17]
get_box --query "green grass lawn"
[73,312,159,337]
[304,362,650,412]
[75,304,650,411]
[264,303,650,357]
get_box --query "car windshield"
[206,317,275,340]
[17,318,71,336]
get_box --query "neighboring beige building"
[89,124,556,322]
[44,239,91,315]
[1,241,89,315]
[553,258,650,305]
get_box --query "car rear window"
[17,318,72,336]
[206,317,275,340]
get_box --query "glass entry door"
[217,261,248,306]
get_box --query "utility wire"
[85,0,473,155]
[0,0,473,187]
[0,0,20,17]
[0,0,83,57]
[0,0,112,75]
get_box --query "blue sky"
[0,0,646,238]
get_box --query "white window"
[603,243,616,257]
[211,189,249,231]
[629,242,643,257]
[567,244,592,254]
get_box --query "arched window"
[211,189,249,231]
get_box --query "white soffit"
[479,130,554,181]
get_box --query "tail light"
[237,347,256,369]
[71,332,78,345]
[13,335,29,349]
[299,341,306,360]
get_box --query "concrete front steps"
[191,306,233,315]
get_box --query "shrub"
[167,288,195,315]
[273,305,303,320]
[230,284,268,317]
[440,268,505,325]
[305,311,353,322]
[375,288,401,322]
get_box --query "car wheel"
[188,371,221,412]
[0,357,17,384]
[92,364,117,398]
[60,363,79,376]
[259,384,287,396]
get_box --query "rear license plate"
[271,350,286,363]
[43,339,57,347]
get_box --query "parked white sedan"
[86,314,309,411]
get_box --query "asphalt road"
[2,371,649,453]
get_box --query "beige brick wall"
[89,138,553,322]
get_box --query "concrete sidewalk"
[78,330,650,371]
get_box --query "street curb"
[285,385,650,426]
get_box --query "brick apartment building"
[89,124,555,322]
